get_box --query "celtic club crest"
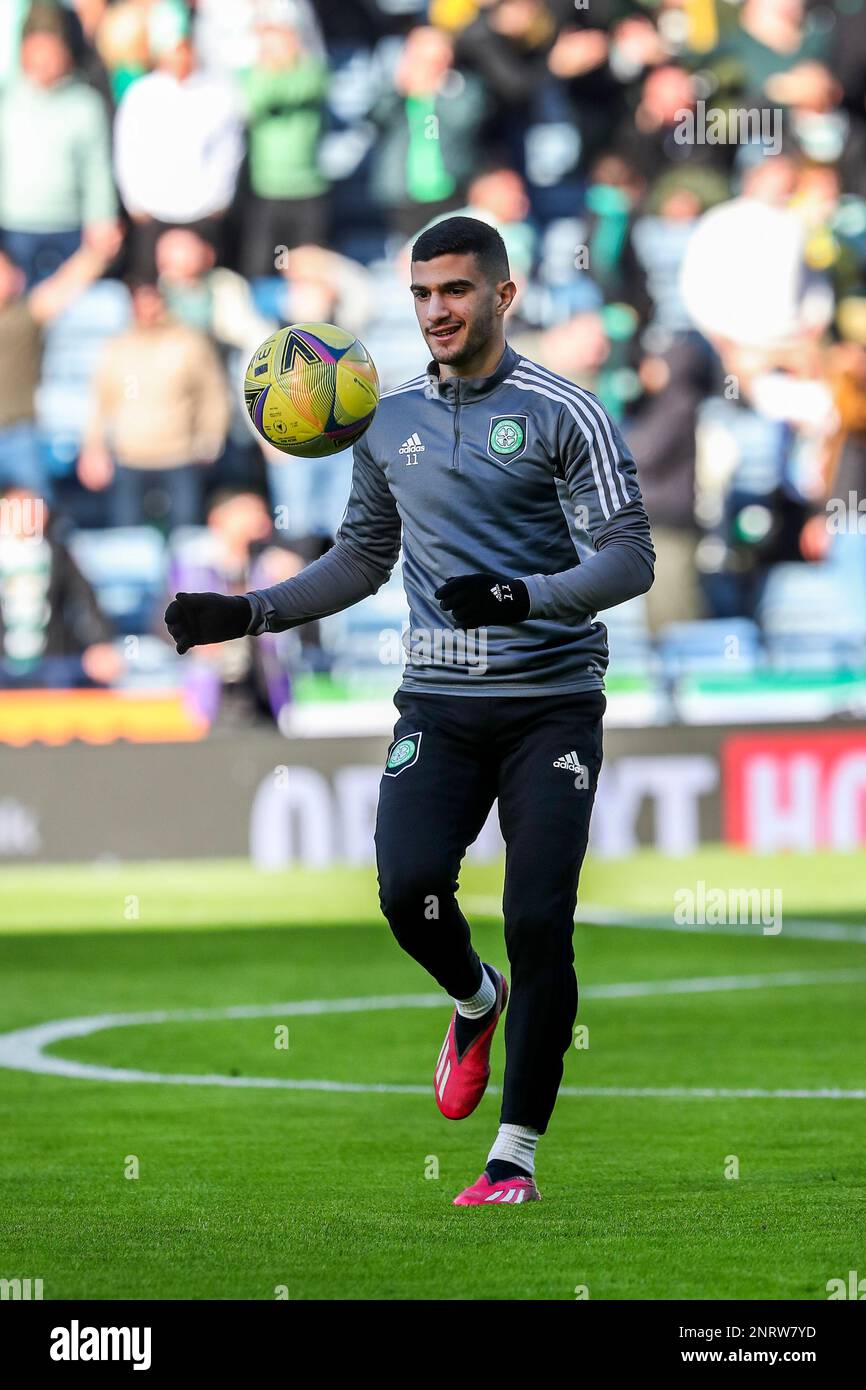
[487,415,527,462]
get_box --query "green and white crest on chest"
[487,414,527,462]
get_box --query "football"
[243,322,380,457]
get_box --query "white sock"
[487,1124,539,1176]
[454,963,497,1019]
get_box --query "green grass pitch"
[0,849,864,1301]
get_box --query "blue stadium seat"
[764,638,862,671]
[657,618,762,676]
[68,526,167,636]
[113,633,183,690]
[320,556,409,674]
[758,563,866,669]
[600,594,655,676]
[361,260,428,390]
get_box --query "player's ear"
[496,279,518,314]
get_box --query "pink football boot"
[452,1172,541,1205]
[434,968,508,1120]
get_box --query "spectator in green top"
[703,0,831,115]
[239,16,330,279]
[367,26,488,242]
[0,2,119,286]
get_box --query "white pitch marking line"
[462,899,866,944]
[558,1085,866,1099]
[0,970,865,1098]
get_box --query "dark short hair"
[411,216,510,286]
[206,486,270,517]
[126,276,162,295]
[22,2,71,43]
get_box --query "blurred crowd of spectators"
[1,0,865,720]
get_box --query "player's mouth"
[429,323,463,342]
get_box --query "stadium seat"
[764,637,865,672]
[758,563,866,669]
[68,526,167,636]
[657,618,762,676]
[362,260,428,390]
[112,634,184,690]
[758,561,866,636]
[320,556,409,676]
[600,594,656,676]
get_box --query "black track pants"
[374,687,605,1134]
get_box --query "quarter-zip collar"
[424,341,519,403]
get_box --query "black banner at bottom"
[5,1297,862,1373]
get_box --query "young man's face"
[410,252,512,368]
[21,33,71,86]
[155,228,213,283]
[158,38,195,81]
[208,493,271,549]
[131,285,166,326]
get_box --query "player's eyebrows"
[410,278,476,292]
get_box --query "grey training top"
[246,340,655,696]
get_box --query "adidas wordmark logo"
[399,432,425,462]
[553,750,583,772]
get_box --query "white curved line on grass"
[461,900,866,945]
[0,970,865,1098]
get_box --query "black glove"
[164,592,253,654]
[435,573,530,628]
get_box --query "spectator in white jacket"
[113,0,243,277]
[680,157,834,351]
